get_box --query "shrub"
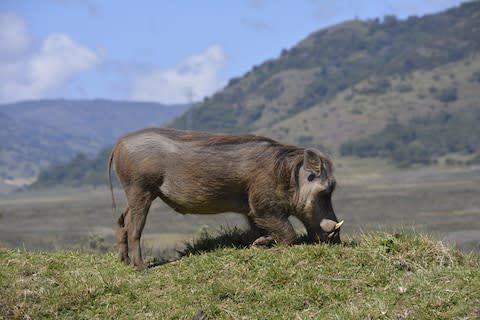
[434,87,458,103]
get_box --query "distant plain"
[1,158,479,256]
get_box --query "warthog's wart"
[109,128,343,270]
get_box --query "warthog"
[108,128,343,270]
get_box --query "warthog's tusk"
[335,220,344,230]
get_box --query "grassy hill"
[0,99,190,181]
[171,1,480,137]
[1,232,479,319]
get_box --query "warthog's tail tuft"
[108,146,116,212]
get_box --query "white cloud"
[0,13,100,103]
[29,34,99,93]
[0,13,31,58]
[130,45,227,104]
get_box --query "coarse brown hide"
[108,128,343,270]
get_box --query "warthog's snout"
[320,219,344,244]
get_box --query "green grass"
[1,231,479,319]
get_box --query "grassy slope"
[256,54,480,153]
[1,232,479,319]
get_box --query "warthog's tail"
[108,146,116,212]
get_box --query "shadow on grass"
[147,227,359,268]
[180,226,260,255]
[147,227,258,268]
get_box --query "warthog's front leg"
[247,216,268,238]
[250,214,297,246]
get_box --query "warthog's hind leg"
[124,187,155,270]
[116,207,130,264]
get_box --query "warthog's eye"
[307,173,316,182]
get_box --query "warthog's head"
[297,149,343,244]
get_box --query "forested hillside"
[30,148,113,188]
[340,106,480,166]
[0,99,189,181]
[257,55,480,164]
[0,111,98,180]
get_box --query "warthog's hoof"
[192,310,205,320]
[252,235,276,247]
[119,255,130,265]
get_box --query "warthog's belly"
[158,181,250,215]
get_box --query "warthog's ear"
[304,149,322,174]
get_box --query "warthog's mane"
[135,127,278,146]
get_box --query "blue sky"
[0,0,467,104]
